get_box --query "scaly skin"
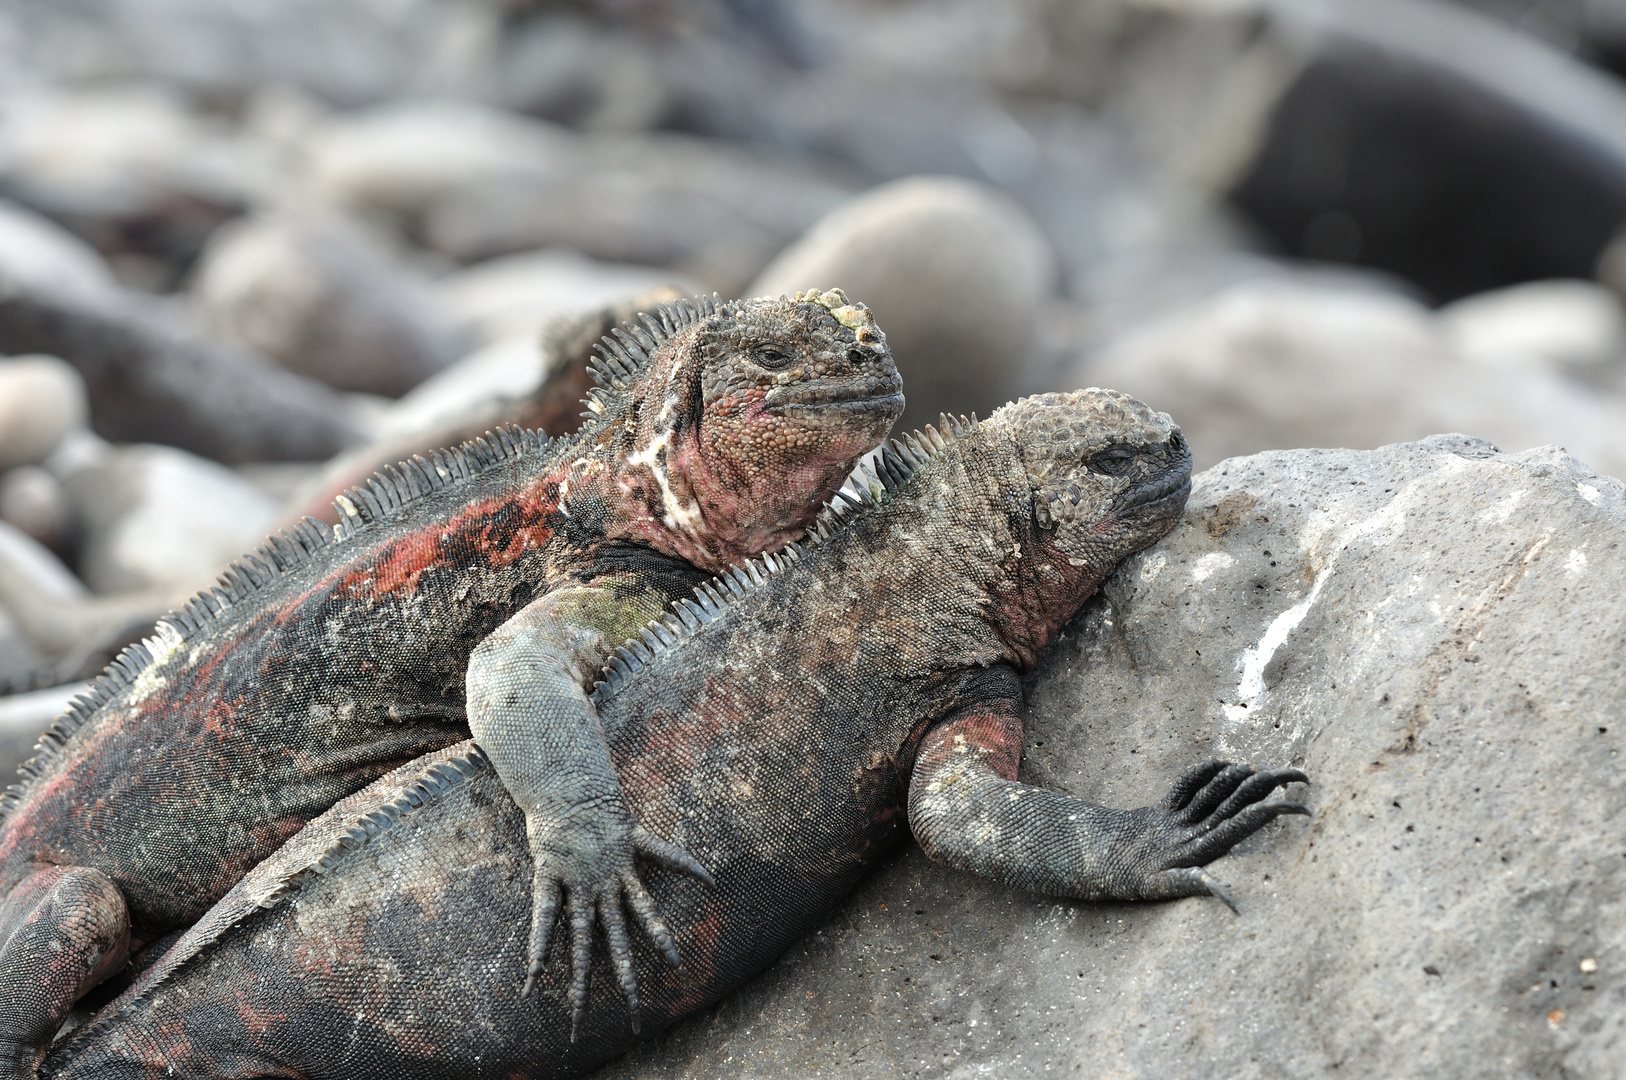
[44,391,1309,1079]
[0,290,903,1076]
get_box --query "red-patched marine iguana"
[0,290,904,1077]
[42,390,1310,1079]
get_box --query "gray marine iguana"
[41,390,1310,1079]
[0,290,903,1077]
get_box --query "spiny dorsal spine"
[587,294,725,392]
[255,745,494,911]
[803,414,977,544]
[591,415,978,702]
[0,425,549,827]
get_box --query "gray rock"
[1073,279,1626,478]
[596,435,1625,1079]
[437,248,695,345]
[1228,0,1626,301]
[0,87,266,292]
[301,100,567,217]
[1440,279,1626,390]
[420,130,855,293]
[0,517,176,683]
[0,519,84,603]
[0,604,41,689]
[190,213,468,396]
[0,201,362,462]
[61,443,277,594]
[0,198,120,305]
[0,0,506,114]
[0,354,87,469]
[751,177,1057,429]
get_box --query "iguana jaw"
[761,376,905,419]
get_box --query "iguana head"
[977,388,1191,658]
[597,290,903,570]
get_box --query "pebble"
[60,444,277,594]
[0,197,119,305]
[0,465,71,549]
[0,354,89,470]
[421,131,854,292]
[302,100,565,215]
[1440,279,1626,388]
[191,213,468,397]
[750,176,1057,429]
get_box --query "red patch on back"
[336,474,565,600]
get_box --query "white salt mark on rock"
[1139,551,1167,583]
[1191,551,1233,583]
[1224,488,1417,730]
[1566,549,1588,578]
[1576,482,1600,505]
[1479,488,1527,523]
[1223,563,1333,725]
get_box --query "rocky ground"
[2,0,1626,1075]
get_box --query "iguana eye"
[754,346,796,370]
[1090,447,1138,475]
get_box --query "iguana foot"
[0,866,132,1079]
[1130,759,1310,910]
[519,806,713,1039]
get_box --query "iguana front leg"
[467,585,713,1036]
[907,668,1309,909]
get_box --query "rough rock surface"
[751,177,1056,430]
[190,213,467,396]
[593,435,1624,1080]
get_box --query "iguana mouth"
[764,377,905,418]
[1117,444,1193,519]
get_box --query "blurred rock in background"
[190,212,468,396]
[752,176,1057,428]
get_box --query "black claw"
[521,959,544,999]
[630,1011,642,1035]
[1189,800,1311,862]
[1203,768,1309,829]
[1201,871,1240,915]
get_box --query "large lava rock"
[596,434,1624,1079]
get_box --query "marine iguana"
[41,391,1309,1079]
[0,290,903,1077]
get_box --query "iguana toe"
[520,875,562,998]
